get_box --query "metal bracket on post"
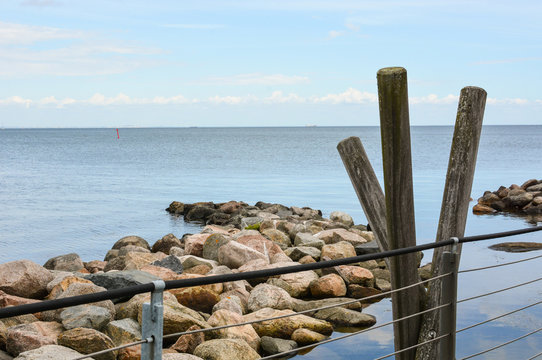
[439,237,459,360]
[141,280,165,360]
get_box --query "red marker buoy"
[116,128,119,139]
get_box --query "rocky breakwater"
[0,201,428,360]
[473,179,542,221]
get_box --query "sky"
[0,0,541,127]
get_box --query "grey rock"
[151,255,184,274]
[60,305,113,331]
[313,307,376,327]
[84,270,160,291]
[0,350,12,360]
[43,253,84,272]
[354,241,380,255]
[284,247,321,261]
[293,233,325,249]
[329,211,354,227]
[260,336,297,357]
[213,296,244,315]
[193,339,260,360]
[202,234,231,261]
[111,235,150,251]
[13,345,91,360]
[117,245,151,257]
[105,318,141,346]
[180,255,219,270]
[163,354,204,360]
[248,284,294,312]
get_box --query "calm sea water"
[1,126,541,358]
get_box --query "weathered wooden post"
[415,86,486,360]
[338,67,486,359]
[377,67,422,360]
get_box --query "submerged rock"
[488,242,542,253]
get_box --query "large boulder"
[185,234,212,257]
[336,265,374,286]
[291,328,327,345]
[315,229,368,246]
[111,236,150,251]
[248,284,294,312]
[60,305,113,331]
[244,308,333,339]
[137,301,210,336]
[293,233,325,249]
[329,211,354,227]
[309,274,347,298]
[105,318,141,347]
[152,234,182,255]
[46,276,94,300]
[202,234,232,261]
[320,241,356,260]
[267,270,319,298]
[6,322,63,356]
[0,291,40,308]
[218,241,268,269]
[43,253,84,272]
[313,307,376,327]
[284,247,321,261]
[260,336,297,357]
[261,229,291,250]
[180,256,219,271]
[115,291,179,320]
[168,274,223,313]
[207,309,260,351]
[0,260,53,299]
[235,234,285,259]
[151,255,184,274]
[193,339,260,360]
[84,270,160,292]
[169,324,205,354]
[12,344,92,360]
[122,252,167,271]
[57,327,117,360]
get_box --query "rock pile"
[0,201,427,360]
[473,179,542,221]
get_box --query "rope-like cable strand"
[527,350,542,360]
[457,300,542,333]
[258,302,451,360]
[373,333,450,360]
[457,277,542,303]
[460,326,542,359]
[163,272,452,340]
[459,254,542,273]
[70,339,147,360]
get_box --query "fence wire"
[163,272,452,339]
[527,350,542,360]
[460,326,542,359]
[457,300,542,334]
[70,339,147,360]
[459,254,542,273]
[258,302,451,360]
[457,277,542,304]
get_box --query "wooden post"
[337,137,390,254]
[415,86,486,360]
[377,67,421,360]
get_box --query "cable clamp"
[450,237,459,254]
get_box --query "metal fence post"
[439,238,459,360]
[141,280,165,360]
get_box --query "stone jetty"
[473,179,542,220]
[0,201,428,360]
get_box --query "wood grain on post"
[377,67,421,360]
[337,137,389,255]
[415,86,486,360]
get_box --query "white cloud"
[0,90,535,109]
[265,91,306,104]
[0,21,84,45]
[315,88,377,104]
[487,97,529,105]
[328,30,346,38]
[0,21,162,77]
[0,96,32,108]
[409,94,458,105]
[162,24,225,29]
[205,73,310,86]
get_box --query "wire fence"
[0,225,540,359]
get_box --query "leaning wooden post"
[377,67,421,360]
[337,137,390,255]
[415,86,486,360]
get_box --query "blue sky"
[1,0,541,127]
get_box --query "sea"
[1,126,541,359]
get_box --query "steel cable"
[373,333,450,360]
[459,254,542,273]
[527,350,542,360]
[70,339,147,360]
[460,326,542,359]
[163,272,452,340]
[457,277,542,304]
[257,302,451,360]
[456,300,542,333]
